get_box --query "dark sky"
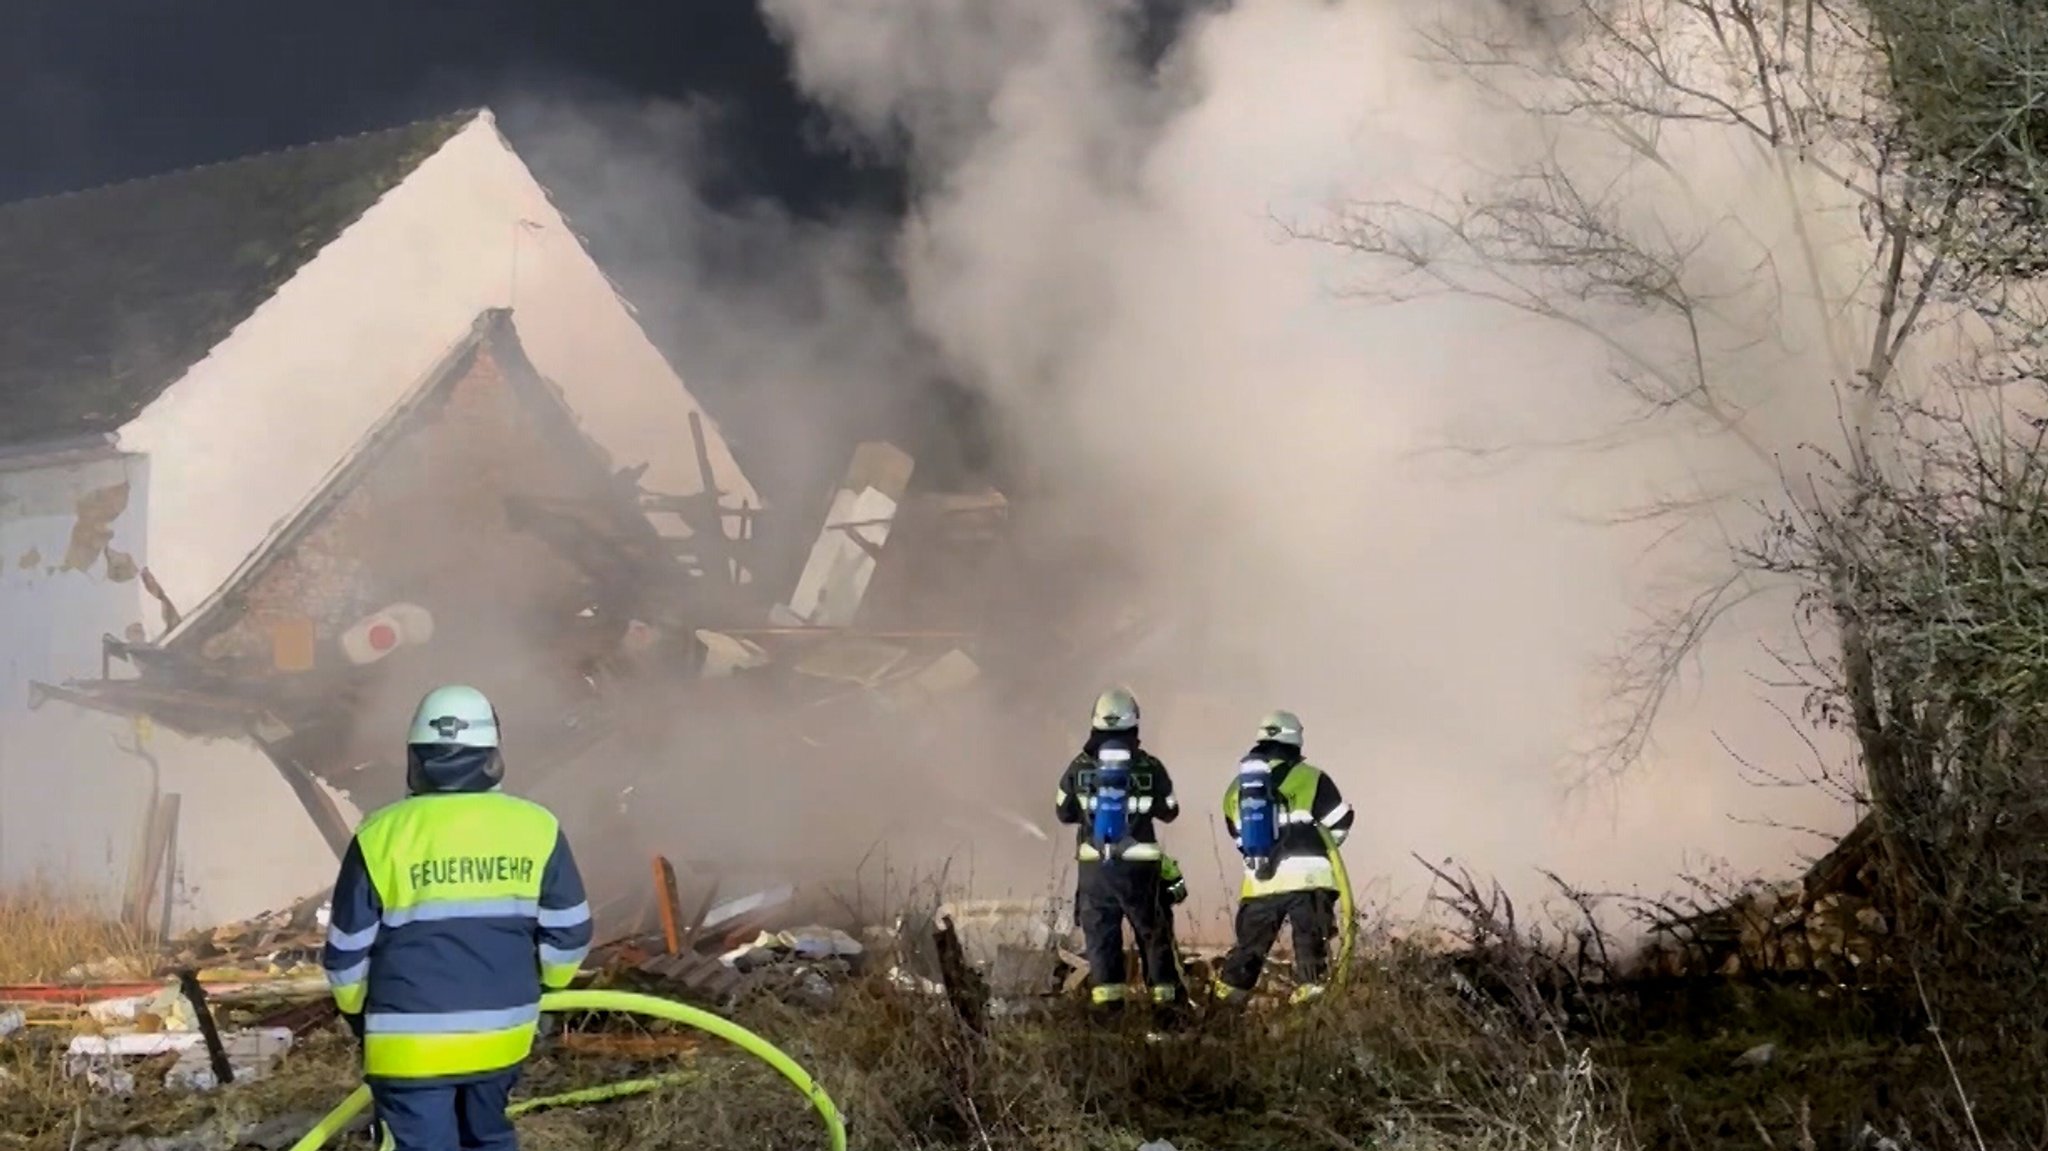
[0,0,888,215]
[0,0,1206,490]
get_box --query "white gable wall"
[0,706,358,932]
[121,110,758,620]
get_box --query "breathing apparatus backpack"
[1085,744,1136,860]
[1235,756,1280,881]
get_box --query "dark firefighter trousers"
[370,1068,521,1151]
[1217,888,1337,993]
[1076,860,1183,1003]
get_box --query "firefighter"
[1053,687,1185,1008]
[1215,709,1355,1004]
[321,685,592,1151]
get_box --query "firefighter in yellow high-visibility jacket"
[321,685,592,1151]
[1214,710,1354,1004]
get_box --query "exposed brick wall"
[195,344,618,674]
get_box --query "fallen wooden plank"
[0,975,332,1007]
[154,794,182,942]
[652,855,684,955]
[678,873,721,950]
[931,914,988,1035]
[175,968,237,1086]
[634,952,747,1002]
[123,786,166,932]
[0,983,169,1005]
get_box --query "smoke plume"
[507,0,1877,924]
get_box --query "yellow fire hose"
[1322,828,1357,988]
[285,989,847,1151]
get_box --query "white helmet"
[1257,709,1304,749]
[1091,687,1140,732]
[407,685,501,749]
[406,685,504,794]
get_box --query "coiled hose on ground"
[284,989,847,1151]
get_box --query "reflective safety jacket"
[321,789,592,1083]
[1222,748,1354,899]
[1054,731,1180,864]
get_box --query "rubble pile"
[0,891,368,1096]
[0,963,322,1096]
[0,428,1337,1122]
[28,436,1063,897]
[1632,817,1896,982]
[158,892,330,979]
[0,857,1124,1103]
[593,865,1103,1015]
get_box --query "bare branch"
[1304,0,2048,781]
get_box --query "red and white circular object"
[340,603,435,666]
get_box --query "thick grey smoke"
[483,0,1878,931]
[736,0,1862,916]
[498,94,941,510]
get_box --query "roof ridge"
[0,107,486,212]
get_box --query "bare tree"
[1298,0,2044,778]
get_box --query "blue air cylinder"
[1236,757,1278,877]
[1091,745,1134,857]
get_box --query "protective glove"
[342,1011,366,1044]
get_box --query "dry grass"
[0,880,2022,1151]
[424,949,1633,1151]
[0,878,151,985]
[0,926,1632,1151]
[0,1029,361,1151]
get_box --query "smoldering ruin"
[0,3,1876,957]
[0,107,1167,962]
[0,57,1854,968]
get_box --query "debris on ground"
[622,949,750,1007]
[719,925,864,969]
[65,1025,296,1093]
[164,892,330,976]
[45,969,301,1095]
[162,1027,296,1091]
[698,884,799,946]
[83,980,201,1031]
[1631,815,1896,981]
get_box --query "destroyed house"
[53,312,713,836]
[0,110,762,924]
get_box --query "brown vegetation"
[0,866,2030,1151]
[0,878,148,986]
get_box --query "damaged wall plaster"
[62,483,130,573]
[0,449,152,892]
